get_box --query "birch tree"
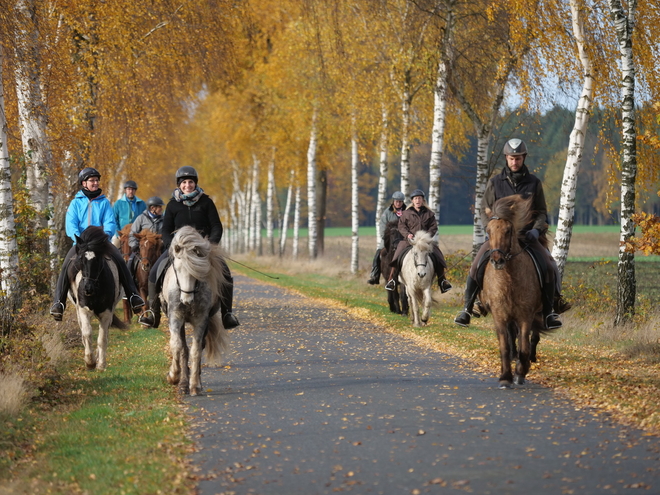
[266,153,276,255]
[307,110,319,260]
[610,0,638,325]
[551,0,595,279]
[279,170,295,256]
[350,117,359,273]
[375,106,389,245]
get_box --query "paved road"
[187,275,659,494]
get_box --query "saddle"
[476,244,545,290]
[395,245,413,272]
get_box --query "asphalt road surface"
[187,275,659,495]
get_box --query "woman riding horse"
[49,167,145,321]
[384,189,452,294]
[138,166,239,330]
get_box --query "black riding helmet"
[503,138,527,157]
[176,166,198,186]
[78,167,101,185]
[124,180,138,190]
[147,196,164,207]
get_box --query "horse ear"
[75,234,82,245]
[485,207,492,216]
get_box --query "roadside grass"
[1,321,193,495]
[228,253,660,435]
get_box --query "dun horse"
[69,226,127,370]
[161,226,230,396]
[480,195,553,389]
[381,220,408,315]
[397,230,435,327]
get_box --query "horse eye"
[194,247,202,257]
[174,245,181,254]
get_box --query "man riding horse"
[454,139,570,330]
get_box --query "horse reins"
[173,265,200,295]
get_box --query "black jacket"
[161,193,223,249]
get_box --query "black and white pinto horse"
[69,226,127,371]
[398,230,436,327]
[161,226,230,396]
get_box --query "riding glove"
[525,229,539,241]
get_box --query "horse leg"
[409,290,420,327]
[400,286,409,316]
[508,323,519,362]
[96,312,112,371]
[167,316,184,387]
[178,325,191,395]
[421,287,431,325]
[514,322,532,385]
[189,321,207,396]
[530,327,540,363]
[496,323,513,388]
[388,289,399,314]
[122,298,132,324]
[76,308,97,370]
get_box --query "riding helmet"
[176,166,198,186]
[78,167,101,185]
[123,180,138,190]
[502,138,528,156]
[392,191,405,202]
[410,189,425,199]
[147,196,164,207]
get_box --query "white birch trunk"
[472,135,490,255]
[255,193,262,256]
[232,164,247,254]
[307,110,318,259]
[610,0,637,325]
[14,0,50,226]
[279,170,294,257]
[350,120,359,274]
[400,78,412,200]
[293,186,301,260]
[551,0,595,280]
[375,105,389,248]
[0,48,19,296]
[249,156,260,253]
[266,153,275,256]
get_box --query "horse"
[479,195,554,389]
[161,226,230,396]
[397,230,435,327]
[68,226,127,371]
[381,220,408,315]
[117,224,134,322]
[133,229,162,313]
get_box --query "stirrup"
[139,310,155,327]
[50,301,64,321]
[440,279,452,293]
[545,313,562,330]
[129,294,145,312]
[454,311,471,327]
[385,279,395,291]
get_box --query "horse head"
[409,230,434,279]
[485,195,534,270]
[169,226,214,306]
[136,230,162,272]
[75,226,111,297]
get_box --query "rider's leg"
[50,246,77,321]
[454,275,480,326]
[108,245,145,312]
[431,248,452,293]
[385,266,397,291]
[220,260,240,329]
[367,249,382,285]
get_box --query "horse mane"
[411,230,435,251]
[77,226,113,256]
[487,195,534,241]
[169,226,226,302]
[383,220,401,252]
[138,229,161,243]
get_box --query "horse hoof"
[190,387,201,396]
[514,375,525,386]
[498,381,513,389]
[86,361,96,370]
[180,386,190,395]
[166,373,180,385]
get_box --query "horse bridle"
[78,252,106,285]
[413,251,428,269]
[172,264,200,295]
[488,215,522,262]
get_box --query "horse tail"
[204,312,230,365]
[111,313,128,330]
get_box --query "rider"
[113,180,146,230]
[138,166,240,330]
[384,189,452,294]
[367,191,407,285]
[49,167,146,321]
[453,138,569,330]
[129,196,165,252]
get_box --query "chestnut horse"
[117,225,134,322]
[480,195,553,389]
[133,230,162,314]
[381,221,408,315]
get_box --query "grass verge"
[229,255,660,436]
[1,322,194,495]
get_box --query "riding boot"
[110,247,145,312]
[138,281,160,328]
[432,254,452,293]
[554,293,572,314]
[221,276,240,329]
[543,282,562,329]
[385,266,397,291]
[367,250,381,285]
[454,276,480,327]
[50,248,76,321]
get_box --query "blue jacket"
[113,195,146,230]
[66,191,117,243]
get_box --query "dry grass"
[0,373,28,416]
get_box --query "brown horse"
[133,230,162,312]
[116,225,134,322]
[381,221,408,315]
[480,195,553,389]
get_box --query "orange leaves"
[625,212,660,255]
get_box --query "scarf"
[173,186,204,207]
[82,188,102,200]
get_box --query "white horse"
[398,230,436,327]
[161,226,230,395]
